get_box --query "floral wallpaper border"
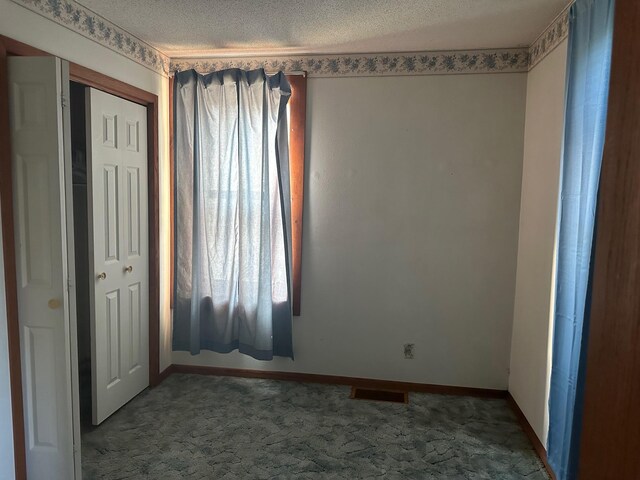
[171,49,530,77]
[12,0,570,78]
[11,0,169,75]
[529,4,571,69]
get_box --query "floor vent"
[350,387,408,404]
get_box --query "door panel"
[125,120,138,152]
[128,283,140,369]
[24,326,58,449]
[16,154,52,287]
[87,88,148,425]
[103,164,119,263]
[105,289,120,388]
[8,56,76,480]
[126,167,140,257]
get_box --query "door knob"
[48,298,61,310]
[124,265,133,273]
[97,272,107,280]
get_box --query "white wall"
[0,204,15,479]
[0,0,172,371]
[509,40,568,445]
[174,72,527,390]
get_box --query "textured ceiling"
[77,0,570,57]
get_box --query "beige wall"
[174,72,527,390]
[0,0,172,371]
[1,0,568,437]
[509,39,568,445]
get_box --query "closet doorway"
[0,34,161,479]
[71,83,150,427]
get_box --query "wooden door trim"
[0,36,27,480]
[69,65,161,389]
[69,63,156,105]
[0,34,162,479]
[578,0,640,477]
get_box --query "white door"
[8,57,78,479]
[86,88,149,425]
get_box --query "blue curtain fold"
[547,0,615,478]
[172,68,294,360]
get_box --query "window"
[169,72,306,315]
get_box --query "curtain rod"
[269,71,306,77]
[170,70,306,77]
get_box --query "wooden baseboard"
[506,393,557,480]
[156,365,175,385]
[169,364,507,398]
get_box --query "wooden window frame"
[0,34,162,480]
[287,74,307,316]
[169,73,306,316]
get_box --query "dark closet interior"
[70,81,92,430]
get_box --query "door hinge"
[61,93,68,109]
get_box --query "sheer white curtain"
[173,69,293,360]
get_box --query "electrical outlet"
[404,343,415,359]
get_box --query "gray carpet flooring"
[81,373,549,479]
